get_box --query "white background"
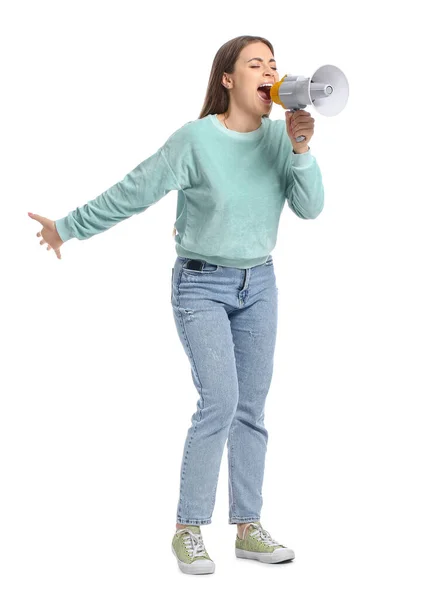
[1,0,423,597]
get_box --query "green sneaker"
[235,522,295,563]
[172,525,215,574]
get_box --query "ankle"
[237,523,252,538]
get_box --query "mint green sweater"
[55,113,324,268]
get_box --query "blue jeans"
[171,254,279,525]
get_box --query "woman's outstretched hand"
[28,212,64,260]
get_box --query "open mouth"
[257,84,272,104]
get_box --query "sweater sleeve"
[55,140,184,243]
[284,148,325,220]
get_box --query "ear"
[222,74,231,89]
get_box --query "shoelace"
[248,523,282,547]
[177,528,208,558]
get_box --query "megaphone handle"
[290,108,306,143]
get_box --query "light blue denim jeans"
[171,254,278,525]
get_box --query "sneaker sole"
[172,545,215,574]
[235,547,295,563]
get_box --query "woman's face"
[225,42,280,116]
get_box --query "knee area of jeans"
[224,404,239,426]
[205,403,237,430]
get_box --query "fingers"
[292,110,311,117]
[289,112,314,138]
[288,110,313,124]
[286,110,311,119]
[36,231,62,258]
[32,216,62,259]
[28,212,44,224]
[292,114,314,126]
[292,122,314,136]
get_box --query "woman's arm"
[284,149,325,220]
[55,146,181,242]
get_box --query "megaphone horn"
[270,64,349,143]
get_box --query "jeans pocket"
[182,259,219,273]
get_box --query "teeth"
[258,82,272,102]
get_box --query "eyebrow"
[247,57,277,63]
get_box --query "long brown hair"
[198,35,275,120]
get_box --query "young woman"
[29,35,323,575]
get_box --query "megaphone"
[270,64,349,143]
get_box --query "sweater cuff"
[55,216,74,242]
[291,147,313,167]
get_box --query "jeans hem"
[228,516,261,524]
[176,518,212,525]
